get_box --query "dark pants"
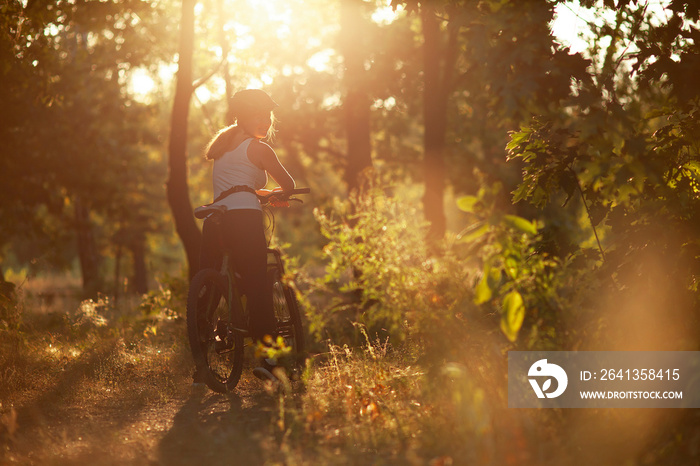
[199,209,275,341]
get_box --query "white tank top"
[212,138,268,211]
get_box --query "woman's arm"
[248,140,295,191]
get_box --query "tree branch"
[192,60,224,91]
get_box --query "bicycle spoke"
[187,269,244,393]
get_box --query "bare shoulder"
[247,139,278,167]
[248,139,275,157]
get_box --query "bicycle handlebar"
[258,188,311,204]
[262,188,311,196]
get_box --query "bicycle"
[187,188,310,393]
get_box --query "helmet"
[229,89,278,117]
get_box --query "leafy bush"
[456,182,576,348]
[299,184,473,350]
[137,273,187,319]
[299,179,588,353]
[505,99,700,350]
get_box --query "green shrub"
[299,183,474,352]
[137,273,187,319]
[457,182,568,348]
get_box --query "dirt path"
[0,302,289,466]
[3,369,285,465]
[159,376,284,466]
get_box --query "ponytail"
[204,125,242,161]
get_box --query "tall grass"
[269,331,497,464]
[0,273,192,450]
[275,183,699,465]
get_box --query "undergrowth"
[297,184,479,354]
[0,275,191,452]
[278,182,700,465]
[267,326,528,465]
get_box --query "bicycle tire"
[187,268,244,393]
[268,267,305,363]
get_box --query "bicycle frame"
[188,188,309,392]
[219,252,247,336]
[218,247,288,338]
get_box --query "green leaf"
[458,222,489,243]
[456,195,479,213]
[512,183,531,203]
[506,130,528,151]
[503,215,538,235]
[500,290,525,342]
[474,264,493,304]
[504,255,519,279]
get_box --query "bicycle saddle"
[194,203,228,219]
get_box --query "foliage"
[299,183,472,348]
[302,173,607,350]
[504,0,700,350]
[137,273,188,318]
[274,330,496,465]
[301,178,572,350]
[0,0,176,291]
[457,182,582,347]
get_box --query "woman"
[199,89,295,361]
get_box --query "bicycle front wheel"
[187,268,244,393]
[269,267,305,363]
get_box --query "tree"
[340,0,373,192]
[506,0,700,348]
[166,0,202,280]
[0,0,173,293]
[420,3,460,245]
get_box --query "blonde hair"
[204,112,277,161]
[204,125,240,161]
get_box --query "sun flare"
[129,68,155,97]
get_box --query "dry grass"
[2,276,699,465]
[268,328,700,466]
[269,329,511,465]
[0,277,192,464]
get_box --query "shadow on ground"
[159,377,281,465]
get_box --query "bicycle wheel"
[269,267,305,361]
[187,268,244,393]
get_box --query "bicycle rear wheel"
[187,268,244,393]
[269,267,305,363]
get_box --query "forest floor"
[2,279,700,465]
[0,281,301,465]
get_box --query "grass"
[0,277,193,463]
[2,275,700,465]
[271,330,513,465]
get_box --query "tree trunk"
[113,242,122,303]
[74,197,102,295]
[215,0,236,126]
[166,0,201,280]
[130,232,148,295]
[421,6,458,247]
[340,0,372,193]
